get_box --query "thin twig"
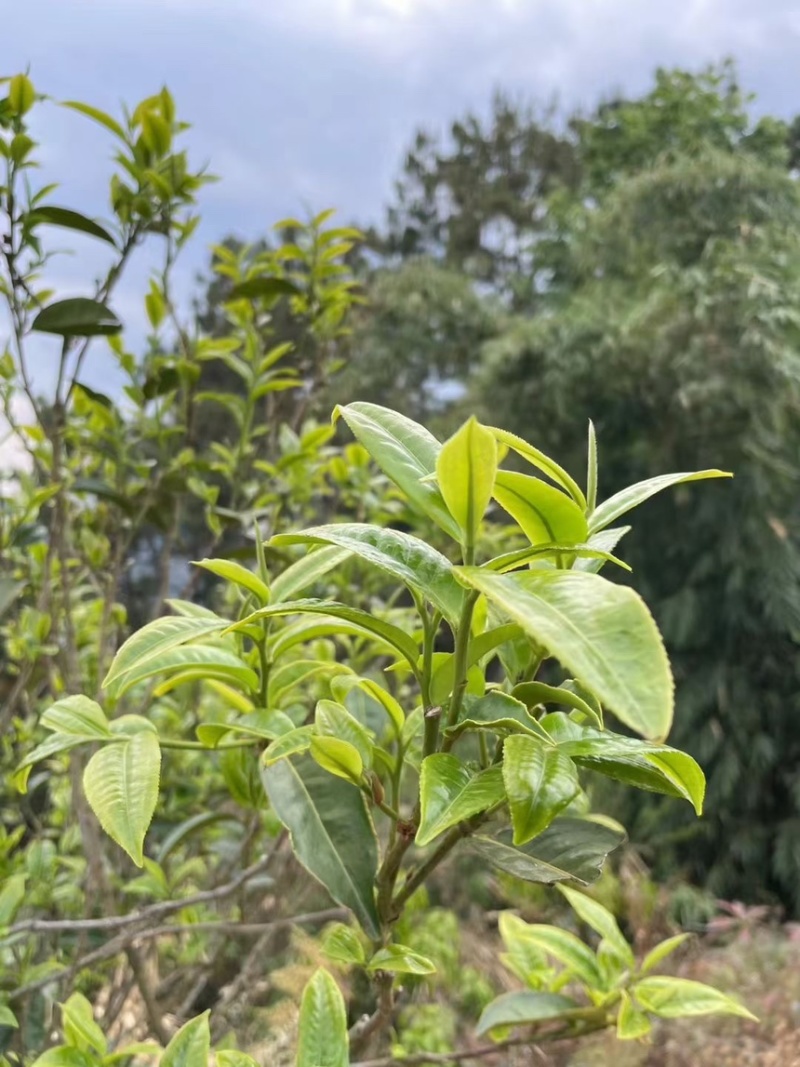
[6,838,286,938]
[351,1035,548,1066]
[8,906,343,1001]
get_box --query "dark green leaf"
[261,756,380,938]
[470,816,625,885]
[32,298,122,338]
[477,991,579,1036]
[31,206,116,245]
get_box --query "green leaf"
[436,416,497,545]
[489,426,587,509]
[194,558,270,603]
[544,715,705,813]
[617,992,651,1040]
[296,969,348,1067]
[501,921,604,988]
[228,276,299,302]
[417,756,505,846]
[0,874,26,926]
[103,615,227,696]
[160,1012,210,1067]
[470,816,625,885]
[29,1048,95,1067]
[41,695,111,737]
[503,735,579,845]
[334,402,460,539]
[330,676,404,737]
[0,578,22,620]
[110,643,257,700]
[9,74,35,116]
[590,470,732,533]
[444,691,553,744]
[310,736,363,783]
[458,569,673,740]
[633,976,757,1021]
[270,545,351,603]
[83,729,161,866]
[572,526,631,574]
[477,991,579,1036]
[273,524,463,625]
[217,1054,259,1067]
[316,699,373,769]
[32,298,122,338]
[640,933,692,975]
[321,923,366,966]
[559,886,633,966]
[62,100,126,140]
[487,542,630,574]
[61,994,106,1056]
[0,1004,18,1028]
[494,471,588,547]
[262,756,380,938]
[31,206,116,246]
[262,725,316,765]
[511,681,602,728]
[586,420,598,515]
[227,600,420,677]
[367,944,437,975]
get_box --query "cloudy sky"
[3,0,800,385]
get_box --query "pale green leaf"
[270,545,351,603]
[417,756,505,846]
[640,933,692,975]
[633,976,757,1021]
[321,923,366,966]
[590,470,732,533]
[194,558,270,603]
[503,735,579,845]
[367,944,436,975]
[436,417,497,544]
[489,426,586,508]
[296,969,348,1067]
[160,1012,210,1067]
[310,736,364,783]
[83,730,161,866]
[316,699,373,769]
[477,991,579,1036]
[494,471,588,547]
[226,600,420,677]
[61,994,106,1056]
[617,991,652,1040]
[458,569,673,740]
[334,402,460,539]
[559,886,633,965]
[103,615,227,696]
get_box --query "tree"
[328,257,501,430]
[476,143,800,911]
[371,92,580,308]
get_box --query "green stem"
[421,607,442,758]
[441,590,479,751]
[159,738,261,751]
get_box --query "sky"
[2,0,800,390]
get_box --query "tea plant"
[16,400,754,1062]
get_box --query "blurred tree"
[369,92,580,308]
[326,258,501,431]
[475,141,800,911]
